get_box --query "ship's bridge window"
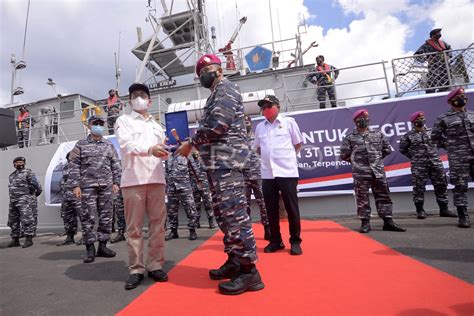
[60,100,75,119]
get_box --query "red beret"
[447,87,465,103]
[410,111,424,122]
[196,54,221,76]
[352,109,369,121]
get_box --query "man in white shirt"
[254,95,304,255]
[115,83,170,290]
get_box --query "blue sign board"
[245,45,272,72]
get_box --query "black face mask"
[356,118,369,128]
[452,97,467,107]
[199,71,217,89]
[414,120,425,128]
[434,34,441,40]
[15,164,25,170]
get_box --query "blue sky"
[304,0,440,52]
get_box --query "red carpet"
[118,220,474,316]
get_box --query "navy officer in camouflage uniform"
[7,157,40,248]
[432,88,473,228]
[69,115,122,263]
[177,54,264,295]
[164,153,199,241]
[243,114,271,240]
[189,151,216,229]
[399,111,457,219]
[57,151,80,246]
[110,191,126,243]
[340,109,406,233]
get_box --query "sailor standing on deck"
[176,54,264,295]
[69,115,121,263]
[115,83,170,290]
[7,157,40,248]
[432,88,473,228]
[340,109,406,233]
[399,111,457,219]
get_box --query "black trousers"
[262,177,302,245]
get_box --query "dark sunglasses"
[91,121,104,126]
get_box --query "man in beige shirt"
[115,83,170,290]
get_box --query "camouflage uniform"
[191,78,257,265]
[432,109,474,207]
[8,168,40,237]
[165,154,199,229]
[112,190,126,231]
[188,155,214,223]
[243,135,269,226]
[60,162,80,235]
[69,134,121,244]
[106,97,123,135]
[414,40,451,93]
[31,183,42,235]
[307,64,339,108]
[399,128,448,205]
[340,129,394,219]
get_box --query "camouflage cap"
[13,156,26,163]
[196,54,221,76]
[88,115,105,124]
[257,95,280,107]
[447,87,464,103]
[352,109,369,121]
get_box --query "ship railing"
[392,45,474,97]
[10,98,168,149]
[280,61,391,111]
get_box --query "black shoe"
[290,243,303,255]
[359,219,371,233]
[76,237,84,246]
[209,255,241,280]
[439,203,457,218]
[189,229,197,241]
[383,218,406,232]
[83,243,96,263]
[96,241,116,258]
[8,237,20,248]
[165,229,179,241]
[218,268,265,295]
[57,233,75,246]
[110,231,126,244]
[196,222,201,229]
[457,206,471,228]
[264,242,285,253]
[263,225,271,241]
[22,236,33,248]
[415,202,427,219]
[148,269,168,282]
[208,217,216,229]
[124,273,144,290]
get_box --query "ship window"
[60,100,75,119]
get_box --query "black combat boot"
[457,206,471,228]
[83,243,96,263]
[196,221,201,229]
[165,228,179,241]
[189,229,197,240]
[383,218,406,232]
[57,233,75,246]
[439,202,457,218]
[209,254,241,280]
[263,225,271,241]
[96,241,116,258]
[208,217,216,229]
[22,236,33,248]
[110,230,126,244]
[218,264,265,295]
[359,218,371,233]
[415,202,427,219]
[8,237,20,247]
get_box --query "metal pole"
[268,0,275,53]
[443,51,453,89]
[22,0,31,60]
[10,56,16,104]
[381,61,391,99]
[136,23,162,82]
[391,59,400,97]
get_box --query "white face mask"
[131,97,149,111]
